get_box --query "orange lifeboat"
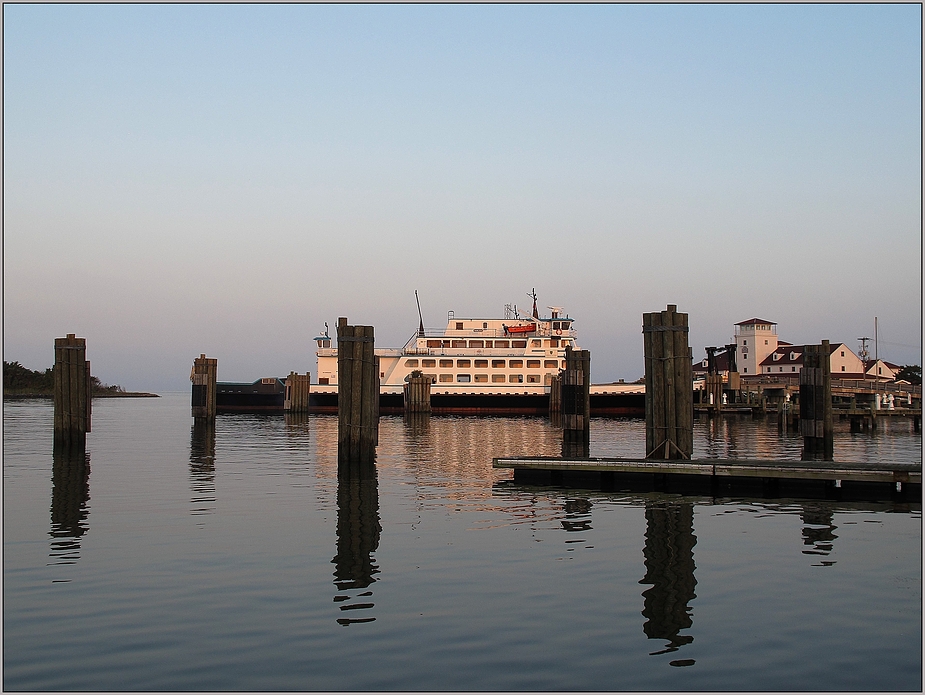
[504,324,536,334]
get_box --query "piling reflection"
[561,498,593,532]
[332,463,381,625]
[50,435,91,566]
[639,501,697,657]
[800,504,837,565]
[190,417,216,518]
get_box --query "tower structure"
[734,318,778,376]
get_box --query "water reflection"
[49,436,91,568]
[801,505,837,566]
[561,498,593,532]
[190,417,216,518]
[639,501,697,658]
[332,464,381,626]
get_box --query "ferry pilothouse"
[309,292,581,412]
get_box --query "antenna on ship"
[415,290,425,337]
[529,288,539,319]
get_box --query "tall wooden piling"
[54,334,91,441]
[284,372,311,412]
[643,305,693,459]
[800,341,833,460]
[562,346,591,457]
[337,318,379,465]
[191,354,217,418]
[548,372,562,418]
[403,371,431,413]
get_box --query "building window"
[474,359,488,368]
[841,366,846,371]
[492,360,505,368]
[526,374,541,384]
[509,360,523,368]
[457,359,471,368]
[491,374,506,383]
[544,360,559,368]
[422,359,436,368]
[765,340,768,345]
[792,367,796,371]
[526,360,541,368]
[457,374,471,383]
[743,340,747,346]
[474,374,488,383]
[779,367,783,372]
[841,351,845,357]
[744,367,748,373]
[509,374,524,383]
[439,359,453,368]
[405,359,419,367]
[439,374,453,382]
[878,367,882,374]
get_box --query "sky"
[3,3,922,391]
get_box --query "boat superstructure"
[313,297,578,397]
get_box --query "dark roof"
[735,318,776,326]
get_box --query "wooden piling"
[561,346,591,457]
[284,372,311,413]
[800,341,833,460]
[337,318,378,464]
[54,334,90,441]
[548,372,562,417]
[403,371,432,413]
[643,306,693,459]
[191,354,217,418]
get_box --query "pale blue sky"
[4,3,921,390]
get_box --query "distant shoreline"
[3,391,160,400]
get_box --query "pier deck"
[494,456,922,500]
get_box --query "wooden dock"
[493,456,922,500]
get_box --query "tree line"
[3,361,124,394]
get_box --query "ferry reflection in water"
[49,437,91,568]
[189,417,216,519]
[801,505,837,565]
[332,462,381,626]
[639,501,697,661]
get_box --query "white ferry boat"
[307,293,587,414]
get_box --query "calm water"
[4,393,921,691]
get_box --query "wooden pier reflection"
[190,417,216,518]
[639,501,697,657]
[50,436,91,566]
[333,464,381,625]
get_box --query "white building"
[735,318,779,375]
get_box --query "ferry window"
[494,340,508,348]
[457,374,471,383]
[550,338,559,347]
[452,340,466,348]
[483,341,493,348]
[509,374,524,383]
[483,322,488,328]
[492,360,505,368]
[544,360,558,368]
[457,359,471,368]
[468,340,484,348]
[439,374,453,383]
[427,340,442,348]
[442,340,450,347]
[509,360,523,368]
[474,359,488,368]
[526,374,541,384]
[439,359,453,368]
[474,374,488,383]
[405,359,419,368]
[527,360,541,368]
[553,322,560,331]
[456,322,463,330]
[424,373,437,383]
[512,340,527,348]
[422,359,436,368]
[531,340,541,347]
[491,374,506,383]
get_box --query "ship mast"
[529,288,539,319]
[415,290,425,337]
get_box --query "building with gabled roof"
[758,342,865,377]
